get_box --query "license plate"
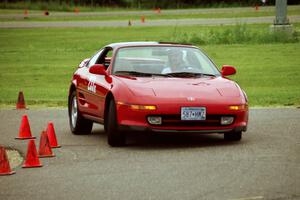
[181,107,206,121]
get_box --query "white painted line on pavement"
[229,196,264,200]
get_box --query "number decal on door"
[87,76,96,93]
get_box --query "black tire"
[224,131,242,141]
[68,90,93,135]
[106,99,126,147]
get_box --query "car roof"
[106,41,196,49]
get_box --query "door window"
[87,50,102,68]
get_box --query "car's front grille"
[159,115,234,127]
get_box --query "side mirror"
[221,65,236,76]
[89,64,107,76]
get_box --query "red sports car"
[68,42,248,146]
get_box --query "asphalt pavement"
[1,15,300,28]
[0,108,299,200]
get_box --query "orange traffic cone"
[46,122,61,148]
[22,140,42,168]
[156,8,161,14]
[16,115,36,140]
[141,16,145,23]
[0,147,16,176]
[24,9,29,17]
[16,91,26,109]
[74,7,80,14]
[39,131,55,158]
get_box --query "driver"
[162,48,186,74]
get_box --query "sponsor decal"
[187,97,195,101]
[87,76,96,93]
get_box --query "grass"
[0,5,299,22]
[0,1,299,11]
[0,2,130,12]
[0,2,260,12]
[173,23,299,45]
[0,23,299,107]
[204,44,300,106]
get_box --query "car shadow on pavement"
[91,126,245,149]
[119,131,243,149]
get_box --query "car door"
[76,50,102,117]
[83,48,113,119]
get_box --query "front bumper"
[119,124,247,134]
[116,103,248,134]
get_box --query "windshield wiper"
[165,72,216,78]
[114,71,171,77]
[114,71,152,77]
[150,73,173,77]
[200,73,216,77]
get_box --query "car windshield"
[113,46,220,77]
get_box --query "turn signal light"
[229,105,247,111]
[117,102,156,110]
[131,105,156,110]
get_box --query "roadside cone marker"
[141,16,145,23]
[156,8,161,14]
[39,131,55,158]
[0,147,16,176]
[15,115,36,140]
[24,9,29,17]
[46,122,61,148]
[16,91,26,109]
[22,140,43,168]
[74,7,80,14]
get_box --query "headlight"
[221,116,234,125]
[147,116,162,125]
[242,90,248,102]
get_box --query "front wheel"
[224,131,242,141]
[68,90,93,135]
[106,99,126,147]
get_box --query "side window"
[96,48,113,69]
[106,50,113,57]
[104,49,113,68]
[87,50,102,68]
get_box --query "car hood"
[116,76,241,101]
